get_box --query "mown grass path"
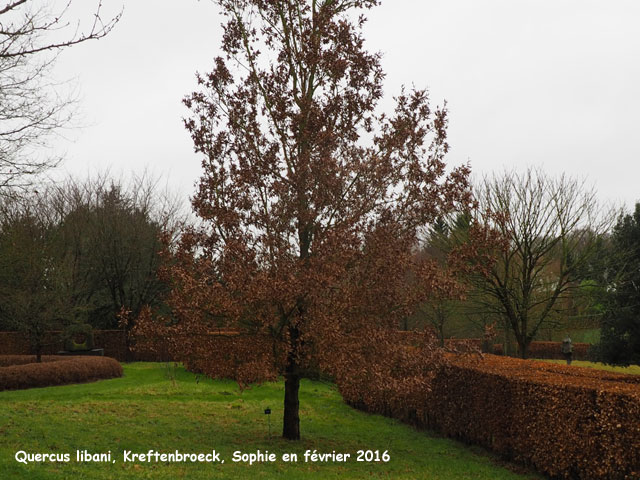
[1,362,544,479]
[536,359,640,374]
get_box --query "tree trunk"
[518,337,529,359]
[282,308,302,440]
[36,345,42,363]
[503,324,512,356]
[282,363,300,440]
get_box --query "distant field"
[537,328,601,344]
[0,362,544,480]
[565,328,601,344]
[537,359,640,374]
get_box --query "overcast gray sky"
[51,1,640,210]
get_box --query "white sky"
[51,1,640,211]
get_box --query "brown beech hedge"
[526,341,591,360]
[339,353,640,480]
[0,355,123,391]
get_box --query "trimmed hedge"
[0,355,123,391]
[443,340,592,359]
[0,330,170,362]
[0,355,51,367]
[526,340,591,360]
[339,353,640,480]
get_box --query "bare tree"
[470,168,614,358]
[0,1,121,194]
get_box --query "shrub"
[0,355,59,367]
[444,338,482,352]
[0,355,122,391]
[434,340,592,360]
[527,341,591,360]
[339,353,640,480]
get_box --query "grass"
[536,359,640,374]
[565,328,600,344]
[0,362,545,480]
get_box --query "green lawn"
[0,363,544,480]
[537,359,640,374]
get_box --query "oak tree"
[144,0,474,440]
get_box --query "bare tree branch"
[0,0,121,196]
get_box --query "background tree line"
[0,174,184,358]
[4,167,635,367]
